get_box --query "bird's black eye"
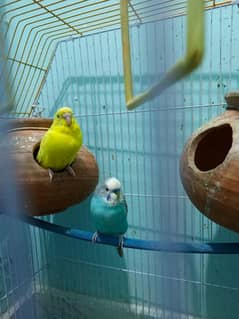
[105,187,109,191]
[57,114,60,118]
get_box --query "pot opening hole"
[194,124,232,171]
[33,141,41,165]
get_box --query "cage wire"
[0,12,44,319]
[0,0,232,116]
[1,1,239,319]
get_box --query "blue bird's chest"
[91,196,128,235]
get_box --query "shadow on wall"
[160,254,201,316]
[206,227,239,319]
[47,196,132,316]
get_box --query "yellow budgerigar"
[37,107,83,182]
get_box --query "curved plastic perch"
[0,118,99,216]
[180,92,239,234]
[120,0,204,110]
[1,211,239,254]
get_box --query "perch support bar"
[121,0,205,110]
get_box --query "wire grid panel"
[35,4,239,319]
[0,0,233,116]
[0,219,52,319]
[0,3,238,319]
[0,17,45,318]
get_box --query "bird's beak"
[63,113,72,126]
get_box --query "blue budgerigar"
[90,177,128,257]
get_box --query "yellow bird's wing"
[37,126,83,170]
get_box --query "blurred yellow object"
[120,0,205,110]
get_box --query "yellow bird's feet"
[48,169,54,183]
[48,166,75,182]
[65,165,76,177]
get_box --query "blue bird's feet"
[91,232,125,258]
[117,235,124,257]
[92,231,99,243]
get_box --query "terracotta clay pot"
[0,118,99,216]
[180,92,239,233]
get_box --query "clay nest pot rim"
[225,91,239,110]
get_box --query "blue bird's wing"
[122,195,128,215]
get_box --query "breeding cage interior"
[1,0,239,318]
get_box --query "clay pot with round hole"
[180,92,239,233]
[0,118,99,216]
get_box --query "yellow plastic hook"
[120,0,205,110]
